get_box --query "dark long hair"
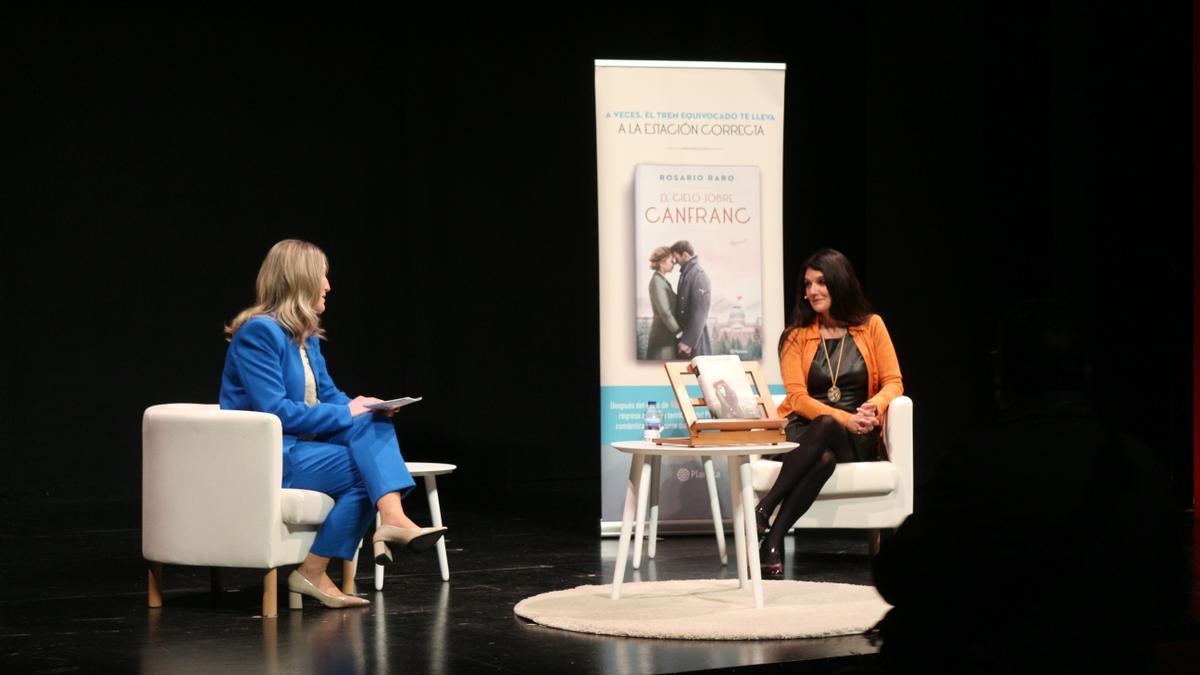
[777,248,873,356]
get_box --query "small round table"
[372,462,456,590]
[609,440,797,609]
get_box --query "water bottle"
[643,401,662,441]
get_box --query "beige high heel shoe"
[287,570,370,609]
[372,525,448,564]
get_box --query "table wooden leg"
[647,456,661,560]
[631,458,652,570]
[737,456,765,608]
[728,455,748,588]
[611,453,646,600]
[703,456,727,566]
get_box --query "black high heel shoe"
[373,525,448,565]
[760,540,783,579]
[755,505,771,540]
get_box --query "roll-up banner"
[595,60,787,535]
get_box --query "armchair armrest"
[882,395,914,515]
[142,404,286,567]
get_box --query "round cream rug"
[514,579,890,640]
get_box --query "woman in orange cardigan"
[757,248,903,577]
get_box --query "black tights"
[758,415,858,551]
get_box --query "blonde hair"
[225,239,328,343]
[649,246,672,270]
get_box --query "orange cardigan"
[778,314,904,427]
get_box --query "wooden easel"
[656,360,787,446]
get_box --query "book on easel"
[656,356,787,446]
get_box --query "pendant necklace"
[820,329,847,403]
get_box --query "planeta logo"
[676,468,691,482]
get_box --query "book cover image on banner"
[635,164,762,361]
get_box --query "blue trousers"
[284,414,415,560]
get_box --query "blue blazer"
[219,316,353,453]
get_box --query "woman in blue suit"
[220,239,445,609]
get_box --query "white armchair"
[752,395,914,552]
[142,403,353,617]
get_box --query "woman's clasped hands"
[847,402,878,435]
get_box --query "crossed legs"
[289,414,417,597]
[295,493,422,596]
[756,415,857,574]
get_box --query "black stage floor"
[1,495,1196,674]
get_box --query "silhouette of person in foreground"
[872,299,1183,674]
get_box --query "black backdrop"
[6,5,1193,527]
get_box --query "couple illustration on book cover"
[646,240,712,360]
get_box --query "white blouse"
[299,344,319,406]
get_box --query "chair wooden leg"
[868,528,882,556]
[147,562,164,608]
[342,556,357,595]
[262,568,278,618]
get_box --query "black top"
[807,336,869,412]
[787,334,880,461]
